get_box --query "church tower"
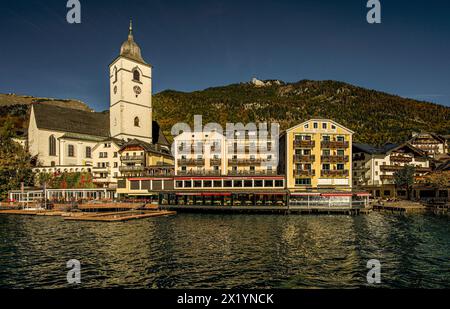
[109,21,152,144]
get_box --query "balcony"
[294,169,316,177]
[177,159,206,166]
[321,170,349,178]
[210,158,222,166]
[227,170,278,176]
[228,158,263,165]
[293,140,315,148]
[119,165,145,172]
[178,170,222,176]
[92,166,109,172]
[321,155,350,163]
[380,165,431,173]
[121,155,145,163]
[293,155,316,163]
[390,155,412,163]
[321,141,350,149]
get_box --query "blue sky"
[0,0,449,111]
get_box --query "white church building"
[28,22,170,187]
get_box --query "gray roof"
[120,139,173,157]
[32,103,170,147]
[352,143,398,155]
[33,103,110,137]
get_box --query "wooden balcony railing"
[390,155,413,163]
[294,169,316,177]
[321,155,350,163]
[210,159,222,166]
[293,155,316,163]
[380,165,431,173]
[119,165,145,172]
[228,158,264,165]
[293,140,315,148]
[177,159,206,166]
[121,155,145,162]
[321,141,350,149]
[321,170,349,177]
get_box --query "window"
[337,136,345,142]
[322,135,330,142]
[337,164,345,170]
[337,149,345,156]
[313,122,318,129]
[85,147,92,158]
[114,162,118,168]
[322,164,330,170]
[133,69,140,82]
[134,117,140,127]
[114,152,118,158]
[322,123,327,129]
[295,178,311,186]
[113,67,118,83]
[68,145,75,157]
[49,135,56,156]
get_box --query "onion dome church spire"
[120,20,147,64]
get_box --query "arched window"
[134,117,140,127]
[49,135,56,156]
[133,69,140,82]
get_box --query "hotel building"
[352,143,432,198]
[280,119,353,192]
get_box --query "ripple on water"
[0,213,449,288]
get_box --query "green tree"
[394,165,416,200]
[0,119,34,200]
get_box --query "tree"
[394,165,416,200]
[0,119,34,200]
[425,171,450,189]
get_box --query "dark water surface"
[0,212,448,288]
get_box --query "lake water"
[0,212,449,288]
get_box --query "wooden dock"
[0,208,176,222]
[64,210,176,222]
[373,201,428,214]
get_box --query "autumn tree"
[0,119,34,200]
[394,165,416,200]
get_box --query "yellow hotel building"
[281,119,354,192]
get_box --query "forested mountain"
[153,79,450,146]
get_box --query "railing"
[227,170,278,176]
[390,155,412,163]
[228,158,264,165]
[177,170,222,176]
[321,170,349,177]
[121,155,145,162]
[119,166,145,172]
[177,159,206,166]
[321,141,350,149]
[380,165,431,173]
[210,159,222,165]
[293,140,315,148]
[294,169,316,177]
[321,155,349,163]
[293,155,316,163]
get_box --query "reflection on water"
[0,213,448,288]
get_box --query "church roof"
[119,21,147,65]
[32,103,110,137]
[32,103,170,148]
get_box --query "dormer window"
[134,117,140,127]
